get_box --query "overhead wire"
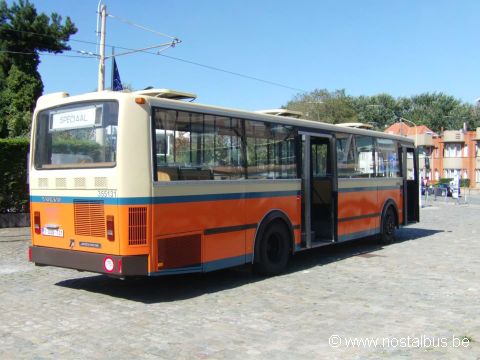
[106,13,179,41]
[0,49,97,59]
[1,26,306,93]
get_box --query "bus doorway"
[403,146,420,223]
[302,134,335,248]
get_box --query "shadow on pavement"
[55,227,442,304]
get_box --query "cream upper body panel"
[30,90,414,200]
[30,91,152,199]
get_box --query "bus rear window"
[34,101,118,169]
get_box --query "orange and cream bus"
[29,89,419,277]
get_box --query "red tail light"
[118,259,122,274]
[34,211,41,234]
[106,215,115,241]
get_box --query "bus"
[29,89,419,278]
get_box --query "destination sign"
[50,106,99,131]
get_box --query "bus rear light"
[106,216,115,241]
[104,257,114,273]
[118,259,122,274]
[34,212,41,234]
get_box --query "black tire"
[379,207,396,245]
[254,221,290,276]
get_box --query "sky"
[25,0,480,111]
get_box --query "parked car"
[434,183,452,197]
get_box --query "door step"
[298,232,334,251]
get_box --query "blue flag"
[112,58,123,91]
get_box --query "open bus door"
[403,146,420,224]
[301,133,336,248]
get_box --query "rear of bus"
[29,92,151,277]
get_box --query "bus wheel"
[379,207,396,245]
[254,221,290,276]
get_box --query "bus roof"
[35,90,415,145]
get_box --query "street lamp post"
[399,117,418,146]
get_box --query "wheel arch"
[252,209,294,264]
[380,198,399,230]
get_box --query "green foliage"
[285,90,480,133]
[437,178,470,187]
[0,137,29,212]
[0,64,42,137]
[460,179,470,188]
[438,178,453,185]
[52,137,101,155]
[0,0,77,138]
[284,89,357,124]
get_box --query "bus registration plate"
[42,228,64,237]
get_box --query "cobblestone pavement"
[1,197,479,359]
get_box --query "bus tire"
[379,207,396,245]
[254,221,290,276]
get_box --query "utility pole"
[97,4,106,91]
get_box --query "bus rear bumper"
[30,246,148,277]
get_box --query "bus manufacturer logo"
[79,242,101,249]
[42,196,61,203]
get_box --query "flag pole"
[110,46,115,90]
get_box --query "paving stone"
[0,198,479,359]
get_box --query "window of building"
[444,168,461,179]
[463,144,468,157]
[444,143,461,158]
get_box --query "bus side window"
[152,108,244,181]
[376,138,400,178]
[336,133,355,178]
[244,120,297,180]
[354,135,374,178]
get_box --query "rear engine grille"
[74,200,105,237]
[128,207,147,245]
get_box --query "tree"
[0,64,41,137]
[284,89,358,124]
[284,89,480,133]
[351,94,398,130]
[0,0,77,137]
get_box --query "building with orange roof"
[385,122,480,188]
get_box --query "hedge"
[0,138,30,213]
[438,177,470,188]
